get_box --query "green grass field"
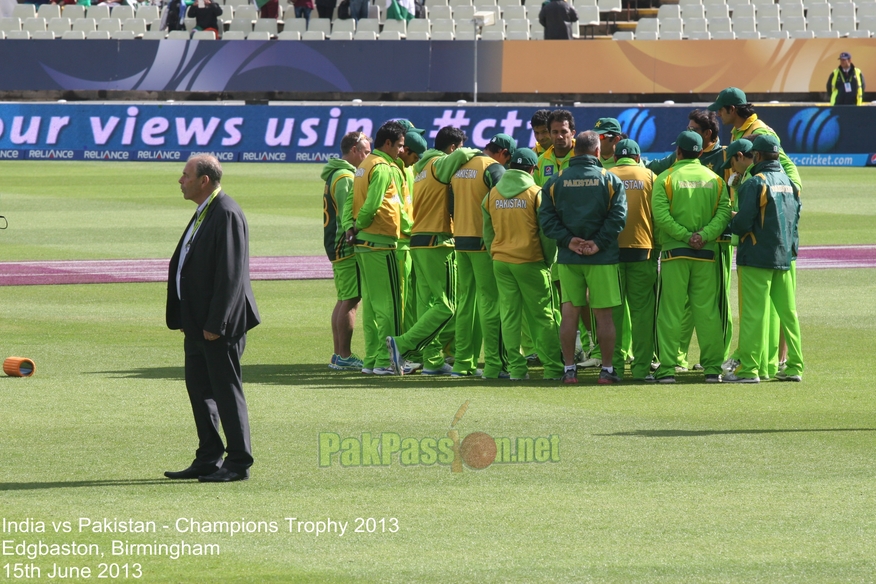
[1,162,875,583]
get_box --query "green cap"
[487,132,517,154]
[673,130,703,153]
[593,117,622,135]
[511,147,538,167]
[708,87,747,112]
[615,139,640,158]
[405,131,428,155]
[721,139,753,170]
[751,134,781,153]
[396,119,426,135]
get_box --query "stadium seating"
[61,30,85,39]
[23,17,47,33]
[4,0,876,42]
[62,6,86,20]
[219,30,244,39]
[167,30,191,39]
[85,30,111,39]
[37,5,61,21]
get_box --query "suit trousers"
[184,333,253,474]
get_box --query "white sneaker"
[402,361,422,375]
[577,357,601,368]
[722,358,740,375]
[510,373,530,381]
[775,371,801,382]
[693,363,704,371]
[722,372,759,383]
[361,368,373,375]
[451,369,483,378]
[422,363,453,376]
[675,366,689,373]
[373,367,395,376]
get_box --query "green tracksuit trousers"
[619,258,658,379]
[395,246,456,370]
[493,260,563,379]
[655,258,725,378]
[676,242,733,367]
[356,249,403,370]
[455,250,507,377]
[736,265,803,379]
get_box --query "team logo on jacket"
[788,108,840,153]
[544,165,554,176]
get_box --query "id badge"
[844,82,852,92]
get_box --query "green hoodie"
[320,157,356,261]
[482,169,557,264]
[652,158,731,257]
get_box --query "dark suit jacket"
[166,191,260,338]
[539,0,578,40]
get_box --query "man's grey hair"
[573,131,600,156]
[189,154,223,185]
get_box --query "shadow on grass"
[596,428,876,437]
[0,479,190,491]
[89,364,567,389]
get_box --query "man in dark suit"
[165,155,260,483]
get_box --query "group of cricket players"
[321,86,804,385]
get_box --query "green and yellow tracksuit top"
[450,153,505,252]
[410,147,478,248]
[729,160,801,271]
[652,158,731,260]
[533,141,576,186]
[351,150,402,249]
[321,157,356,262]
[539,154,627,266]
[482,169,557,265]
[609,158,657,262]
[732,115,802,193]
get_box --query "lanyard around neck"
[187,190,219,248]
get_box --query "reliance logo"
[27,149,74,159]
[242,152,287,162]
[84,150,130,160]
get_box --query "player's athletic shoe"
[444,356,455,365]
[562,369,578,384]
[361,368,373,375]
[675,366,689,373]
[651,361,660,371]
[574,348,586,363]
[422,363,453,376]
[704,374,721,383]
[329,354,339,370]
[402,361,421,375]
[451,369,483,378]
[633,374,656,383]
[386,336,404,376]
[510,373,530,381]
[372,367,395,376]
[693,363,704,371]
[775,371,802,382]
[497,371,511,379]
[333,354,363,370]
[656,376,676,384]
[578,357,601,368]
[525,353,541,366]
[722,372,759,383]
[598,368,621,385]
[722,358,740,375]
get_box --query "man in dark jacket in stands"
[539,0,578,40]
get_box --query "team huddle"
[321,86,804,385]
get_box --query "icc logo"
[788,108,840,153]
[616,108,656,151]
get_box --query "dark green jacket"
[730,160,801,270]
[539,154,627,265]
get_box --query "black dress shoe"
[164,465,220,480]
[198,468,248,483]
